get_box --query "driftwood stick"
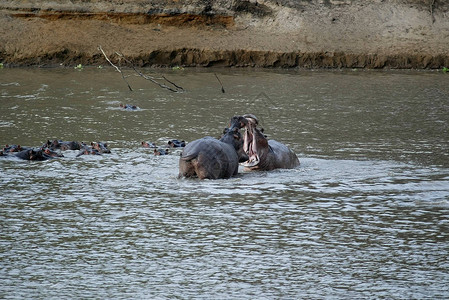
[162,75,184,91]
[98,45,133,91]
[115,52,184,93]
[214,73,225,93]
[430,0,436,23]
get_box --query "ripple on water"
[1,69,449,298]
[1,152,449,298]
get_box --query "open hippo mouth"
[242,114,261,167]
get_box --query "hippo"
[3,144,28,153]
[59,141,82,151]
[91,142,111,153]
[76,146,101,157]
[15,148,52,161]
[42,140,61,150]
[41,148,64,158]
[241,114,299,171]
[178,116,248,179]
[168,139,186,148]
[120,104,139,110]
[42,140,82,151]
[154,148,169,156]
[142,141,157,148]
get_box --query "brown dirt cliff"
[0,0,448,68]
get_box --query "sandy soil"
[0,0,448,68]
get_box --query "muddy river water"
[1,68,448,298]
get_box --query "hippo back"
[268,140,300,169]
[179,137,239,179]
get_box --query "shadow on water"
[1,68,448,298]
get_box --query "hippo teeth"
[242,155,259,167]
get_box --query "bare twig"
[98,45,133,91]
[430,0,436,23]
[214,73,225,93]
[115,52,184,93]
[162,75,185,92]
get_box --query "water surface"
[1,68,448,298]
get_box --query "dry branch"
[214,73,225,93]
[98,45,133,91]
[162,76,184,92]
[430,0,435,23]
[114,52,184,93]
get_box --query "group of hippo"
[2,114,299,179]
[142,139,186,155]
[1,139,185,160]
[179,114,299,179]
[0,140,113,160]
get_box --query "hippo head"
[220,126,249,163]
[43,148,64,158]
[228,115,248,130]
[241,114,269,169]
[91,142,111,153]
[29,149,47,161]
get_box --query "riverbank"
[1,0,448,68]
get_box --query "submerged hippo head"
[91,142,111,153]
[15,149,49,161]
[43,148,64,158]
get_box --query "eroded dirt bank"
[1,0,448,68]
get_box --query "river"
[1,67,448,298]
